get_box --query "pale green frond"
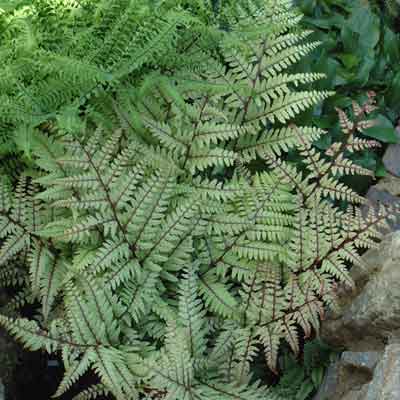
[105,258,141,290]
[72,384,110,400]
[0,231,29,266]
[245,91,333,124]
[231,327,258,384]
[233,240,289,263]
[199,271,238,319]
[178,263,207,359]
[91,347,139,400]
[187,147,237,173]
[257,322,282,374]
[149,322,198,400]
[40,252,66,321]
[119,270,159,324]
[110,166,145,209]
[142,194,201,265]
[237,126,324,160]
[321,254,354,289]
[199,379,278,400]
[0,176,13,213]
[90,237,130,275]
[0,315,69,353]
[123,171,176,246]
[65,282,110,345]
[54,351,92,398]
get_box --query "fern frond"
[178,263,207,359]
[237,126,324,160]
[0,1,390,397]
[54,351,92,398]
[199,270,238,319]
[72,384,110,400]
[91,347,139,400]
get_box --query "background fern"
[269,339,336,400]
[0,0,226,156]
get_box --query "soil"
[9,349,110,400]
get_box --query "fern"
[0,0,225,156]
[267,338,337,400]
[0,1,397,399]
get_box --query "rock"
[373,175,400,196]
[383,126,400,177]
[321,232,400,349]
[362,340,400,400]
[312,352,377,400]
[313,231,400,400]
[0,379,4,400]
[340,351,380,372]
[312,361,341,400]
[383,145,400,177]
[314,334,400,400]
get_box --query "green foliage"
[271,339,337,400]
[0,0,225,156]
[295,0,400,183]
[0,1,397,399]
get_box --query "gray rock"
[312,353,376,400]
[383,145,400,177]
[0,379,4,400]
[321,232,400,350]
[362,341,400,400]
[314,343,400,400]
[383,126,400,177]
[340,351,380,372]
[312,361,341,400]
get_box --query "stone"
[0,379,4,400]
[373,175,400,196]
[340,351,380,373]
[362,341,400,400]
[312,361,341,400]
[383,126,400,177]
[383,145,400,177]
[321,232,400,350]
[312,353,376,400]
[314,336,400,400]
